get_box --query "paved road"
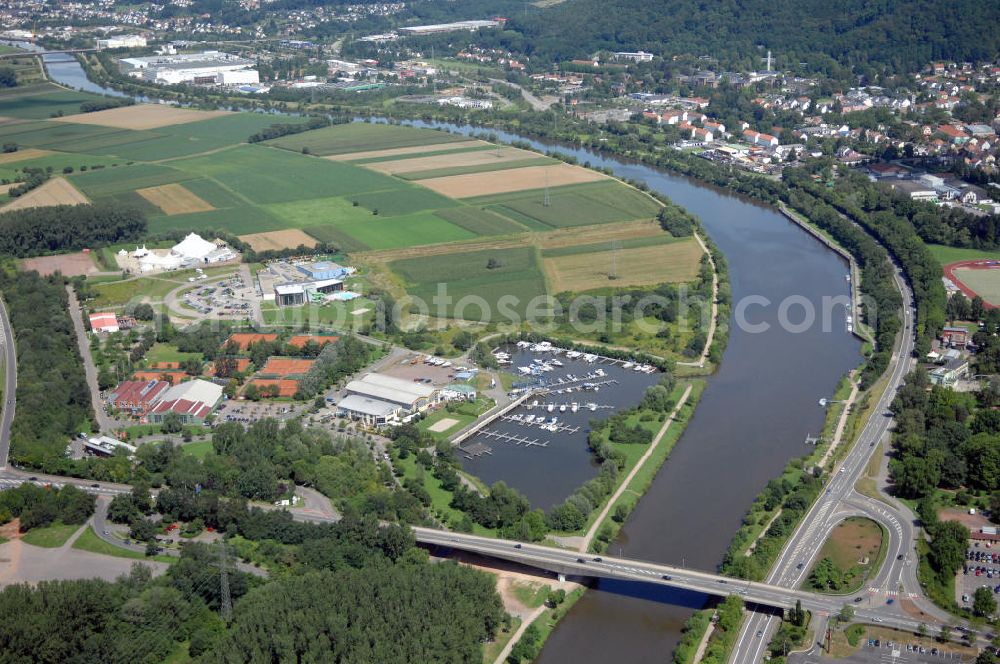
[487,78,555,111]
[729,264,931,663]
[0,298,16,470]
[65,285,118,434]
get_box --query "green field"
[434,206,528,235]
[390,246,548,320]
[71,162,192,198]
[0,151,121,182]
[950,267,1000,305]
[20,522,80,548]
[146,343,204,364]
[0,83,103,119]
[0,120,131,150]
[149,205,285,235]
[349,186,458,217]
[266,122,467,156]
[171,145,408,205]
[331,211,477,250]
[470,181,662,229]
[928,243,1000,265]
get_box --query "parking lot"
[791,639,970,664]
[960,543,1000,606]
[178,272,255,318]
[214,400,303,424]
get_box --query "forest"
[3,269,94,470]
[0,204,147,258]
[497,0,1000,74]
[0,509,506,663]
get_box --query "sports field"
[2,177,88,211]
[950,265,1000,306]
[543,238,703,292]
[20,251,101,277]
[137,183,214,215]
[267,122,469,156]
[54,104,231,130]
[418,163,607,198]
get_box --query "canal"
[37,58,863,661]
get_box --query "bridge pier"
[558,573,565,582]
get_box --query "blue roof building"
[297,261,348,281]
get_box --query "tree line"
[0,203,146,258]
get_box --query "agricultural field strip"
[365,146,542,174]
[543,239,704,293]
[416,162,608,198]
[1,177,89,211]
[393,158,555,181]
[327,140,490,162]
[266,123,471,156]
[51,104,231,130]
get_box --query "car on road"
[90,483,99,488]
[102,530,109,536]
[576,558,586,563]
[854,596,863,602]
[873,617,884,623]
[796,562,804,570]
[28,476,36,481]
[662,575,672,581]
[717,580,727,584]
[756,630,763,637]
[896,554,904,560]
[886,598,894,605]
[593,557,602,562]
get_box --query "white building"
[216,70,259,86]
[97,35,147,49]
[121,51,256,86]
[398,20,502,35]
[344,373,438,413]
[614,51,654,63]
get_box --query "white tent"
[171,233,217,261]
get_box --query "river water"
[38,60,862,661]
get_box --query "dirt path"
[578,383,694,552]
[676,231,718,368]
[816,376,861,470]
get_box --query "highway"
[728,265,936,663]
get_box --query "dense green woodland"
[499,0,1000,73]
[4,270,93,469]
[0,510,504,663]
[0,204,146,258]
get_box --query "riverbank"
[40,55,864,664]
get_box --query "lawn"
[394,453,495,536]
[267,122,466,156]
[927,243,1000,265]
[171,145,409,205]
[390,246,548,321]
[542,237,704,293]
[266,195,375,228]
[72,525,175,563]
[20,522,81,548]
[0,83,103,119]
[261,298,376,330]
[146,343,204,364]
[804,516,885,594]
[181,440,214,459]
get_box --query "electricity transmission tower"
[219,542,232,623]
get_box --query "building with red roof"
[89,312,120,334]
[110,379,170,416]
[146,379,223,425]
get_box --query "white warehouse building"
[121,51,256,86]
[216,69,260,86]
[97,35,147,49]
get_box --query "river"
[39,59,862,661]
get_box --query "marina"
[460,343,661,510]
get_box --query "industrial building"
[398,19,503,35]
[339,373,439,425]
[147,379,223,424]
[121,51,257,86]
[97,35,147,49]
